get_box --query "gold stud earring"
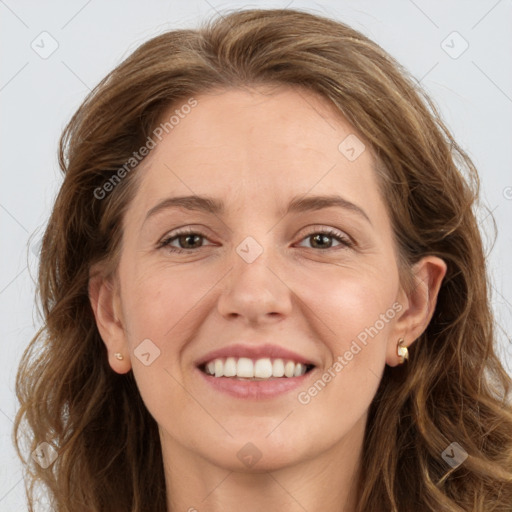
[114,352,124,361]
[397,338,409,364]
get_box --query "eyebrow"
[144,194,372,225]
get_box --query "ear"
[88,266,132,374]
[386,255,447,367]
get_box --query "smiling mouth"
[199,356,315,380]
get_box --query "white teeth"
[272,359,285,377]
[214,359,224,378]
[223,357,237,377]
[254,358,273,378]
[293,363,304,377]
[237,357,254,378]
[284,361,295,378]
[202,357,311,379]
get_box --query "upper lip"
[195,343,318,368]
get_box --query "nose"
[216,242,293,326]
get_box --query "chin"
[190,428,316,472]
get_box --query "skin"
[90,85,446,512]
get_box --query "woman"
[14,7,512,512]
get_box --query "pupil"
[312,234,331,248]
[181,234,201,248]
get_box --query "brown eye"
[297,228,353,250]
[174,233,203,249]
[158,228,213,253]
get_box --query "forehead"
[131,86,383,220]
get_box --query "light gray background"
[1,0,511,509]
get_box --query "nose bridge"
[216,232,293,323]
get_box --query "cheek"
[118,265,204,429]
[292,263,398,397]
[330,284,396,354]
[294,261,398,344]
[290,268,398,422]
[119,262,209,344]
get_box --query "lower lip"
[195,366,315,399]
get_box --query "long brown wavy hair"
[13,7,512,511]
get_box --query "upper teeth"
[204,357,310,379]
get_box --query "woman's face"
[99,86,428,471]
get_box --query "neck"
[161,415,365,512]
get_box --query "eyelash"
[157,226,355,254]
